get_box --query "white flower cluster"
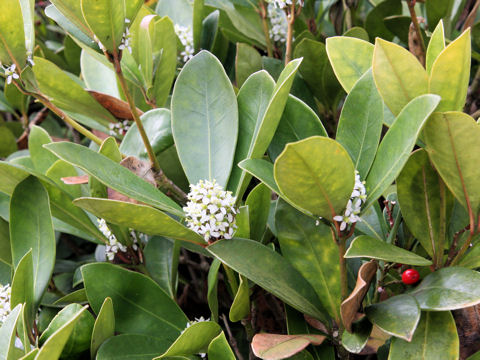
[174,24,194,63]
[333,171,367,231]
[266,0,304,9]
[267,4,288,43]
[3,64,19,85]
[108,120,131,137]
[118,19,132,53]
[0,283,11,324]
[183,180,237,243]
[97,218,128,261]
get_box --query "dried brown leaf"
[251,333,325,360]
[88,90,144,120]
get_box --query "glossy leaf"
[91,297,115,359]
[245,183,271,241]
[364,95,440,211]
[229,275,250,322]
[429,29,470,112]
[423,112,480,214]
[10,251,34,332]
[365,295,420,341]
[97,334,170,360]
[372,38,428,115]
[336,69,383,179]
[208,238,326,321]
[49,0,94,42]
[365,0,402,41]
[274,136,354,219]
[10,177,55,306]
[82,263,188,340]
[44,142,183,217]
[208,332,236,360]
[426,20,445,75]
[74,198,203,244]
[0,0,26,65]
[397,149,453,257]
[345,235,432,266]
[33,57,115,131]
[410,267,480,310]
[172,50,238,188]
[341,316,372,354]
[207,258,221,322]
[389,311,459,360]
[251,334,325,360]
[0,304,22,360]
[238,159,280,195]
[144,237,175,298]
[156,321,221,358]
[276,199,341,320]
[326,37,374,93]
[269,94,327,161]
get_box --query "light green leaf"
[245,183,271,241]
[49,0,95,42]
[336,69,383,179]
[44,142,183,217]
[0,0,26,65]
[372,38,428,115]
[19,0,35,53]
[326,36,374,93]
[364,94,440,211]
[341,316,372,354]
[426,20,445,75]
[80,50,120,98]
[28,126,58,174]
[172,51,238,188]
[74,198,203,244]
[389,311,459,360]
[345,236,432,266]
[274,136,354,219]
[238,159,280,194]
[208,238,326,322]
[229,275,250,322]
[208,332,236,360]
[0,304,22,360]
[90,297,115,359]
[235,43,262,88]
[155,0,192,27]
[410,267,480,310]
[10,177,55,306]
[429,28,470,112]
[10,251,34,333]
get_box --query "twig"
[222,314,245,360]
[284,0,296,64]
[258,1,273,57]
[407,0,426,60]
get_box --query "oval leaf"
[251,334,325,360]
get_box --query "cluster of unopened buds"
[333,170,367,231]
[183,180,238,243]
[108,120,131,137]
[97,218,140,261]
[267,3,288,43]
[266,0,304,9]
[174,24,194,63]
[0,283,11,324]
[3,64,19,85]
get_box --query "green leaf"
[238,159,280,194]
[10,251,34,333]
[276,199,340,320]
[364,94,440,211]
[74,198,204,244]
[365,295,420,341]
[0,218,11,266]
[120,109,173,160]
[80,49,119,98]
[208,238,326,322]
[157,321,221,358]
[39,303,95,358]
[235,43,262,88]
[46,160,82,198]
[229,275,250,322]
[294,38,342,108]
[49,0,95,42]
[32,57,115,131]
[0,304,22,360]
[336,69,383,179]
[372,38,428,115]
[44,142,183,217]
[0,127,17,158]
[423,112,480,214]
[429,29,470,112]
[274,136,354,219]
[172,51,238,187]
[389,311,459,360]
[36,306,89,360]
[365,0,402,41]
[19,0,35,53]
[155,0,192,27]
[345,236,432,266]
[269,95,327,161]
[80,0,125,53]
[19,349,38,360]
[0,0,26,65]
[229,59,302,197]
[341,316,372,354]
[97,334,171,360]
[397,149,454,257]
[28,126,58,174]
[10,177,55,306]
[91,297,115,359]
[208,332,236,360]
[245,183,270,241]
[193,0,204,51]
[207,258,221,322]
[410,267,480,310]
[426,20,445,75]
[144,237,175,298]
[82,263,188,340]
[326,36,374,93]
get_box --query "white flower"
[26,51,35,66]
[3,64,19,85]
[183,180,237,243]
[333,170,367,232]
[174,25,194,63]
[0,283,12,324]
[267,4,288,43]
[119,26,132,53]
[265,0,304,9]
[97,218,128,261]
[108,120,131,137]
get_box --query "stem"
[285,0,296,65]
[450,231,475,266]
[259,0,273,57]
[407,0,426,57]
[338,236,348,301]
[436,178,447,268]
[342,0,352,30]
[112,54,160,172]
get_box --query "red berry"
[402,269,420,285]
